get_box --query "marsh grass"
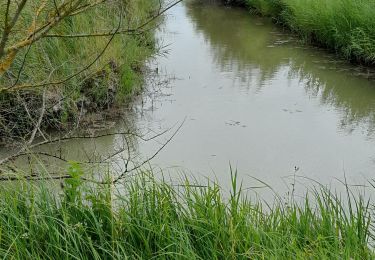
[0,166,373,259]
[0,0,159,137]
[224,0,375,65]
[1,0,158,93]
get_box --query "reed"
[225,0,375,65]
[0,0,159,138]
[0,167,372,258]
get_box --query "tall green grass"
[0,166,373,258]
[0,0,159,137]
[225,0,375,65]
[1,0,158,94]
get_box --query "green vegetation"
[223,0,375,65]
[1,2,375,258]
[0,0,159,138]
[0,166,373,259]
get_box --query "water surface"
[8,2,375,193]
[137,2,375,191]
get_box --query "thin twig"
[110,118,186,184]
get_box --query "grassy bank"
[0,0,159,139]
[0,167,373,259]
[223,0,375,65]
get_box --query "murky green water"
[6,2,375,192]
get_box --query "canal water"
[9,1,375,194]
[136,1,375,191]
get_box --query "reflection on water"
[187,2,375,136]
[4,1,375,193]
[136,2,375,191]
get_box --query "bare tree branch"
[110,118,186,184]
[0,125,171,166]
[28,88,46,144]
[0,118,186,184]
[0,0,28,59]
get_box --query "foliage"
[0,170,372,258]
[225,0,375,65]
[0,0,160,139]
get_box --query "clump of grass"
[225,0,375,65]
[0,165,373,258]
[1,0,157,94]
[0,0,159,138]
